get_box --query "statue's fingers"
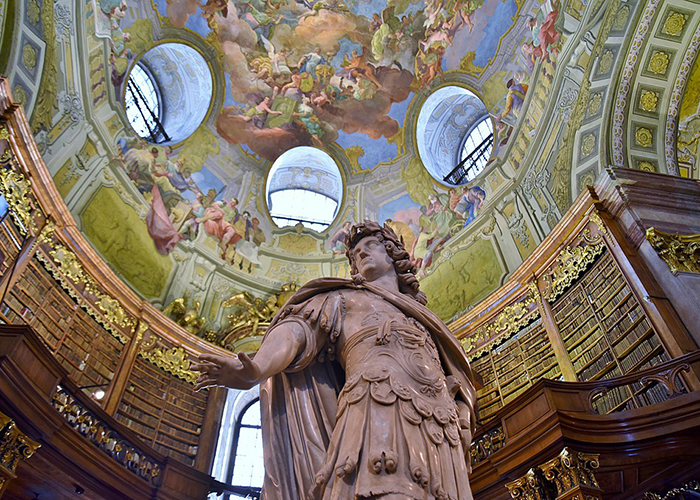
[198,353,228,365]
[238,352,254,369]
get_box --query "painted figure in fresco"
[242,95,284,128]
[328,220,352,254]
[454,186,486,227]
[522,0,562,64]
[425,193,458,237]
[193,221,476,500]
[498,75,529,123]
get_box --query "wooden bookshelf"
[0,215,23,279]
[115,358,208,467]
[472,316,560,422]
[550,249,674,414]
[0,256,124,389]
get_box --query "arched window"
[228,399,264,498]
[210,388,264,500]
[266,147,343,232]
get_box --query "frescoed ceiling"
[3,0,698,342]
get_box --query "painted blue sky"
[444,0,519,69]
[378,193,420,223]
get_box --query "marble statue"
[192,221,477,500]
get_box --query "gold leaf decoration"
[639,90,659,112]
[646,227,700,275]
[544,243,605,302]
[0,165,37,234]
[663,11,686,37]
[635,127,653,148]
[648,51,670,75]
[139,346,198,384]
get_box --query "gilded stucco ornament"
[580,134,596,156]
[598,49,614,74]
[645,227,700,275]
[11,85,27,105]
[544,243,605,302]
[649,51,670,75]
[506,467,550,500]
[139,345,198,384]
[22,44,37,70]
[635,127,653,148]
[639,90,659,112]
[0,163,38,234]
[663,11,686,37]
[587,92,602,116]
[539,448,601,497]
[0,410,40,481]
[638,161,656,172]
[461,285,540,356]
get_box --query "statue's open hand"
[191,352,261,392]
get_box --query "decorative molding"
[644,480,700,500]
[506,467,551,500]
[543,243,605,302]
[611,0,662,166]
[138,345,198,384]
[471,425,505,466]
[462,288,539,356]
[35,246,133,343]
[52,387,162,484]
[0,410,40,483]
[0,161,39,235]
[645,227,700,275]
[665,24,700,175]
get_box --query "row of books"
[619,336,663,373]
[612,321,652,357]
[592,385,634,414]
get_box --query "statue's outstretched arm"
[191,320,306,391]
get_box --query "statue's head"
[345,221,427,304]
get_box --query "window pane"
[232,426,265,488]
[125,64,160,140]
[269,189,338,231]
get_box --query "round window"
[124,43,213,144]
[416,86,493,186]
[266,147,343,232]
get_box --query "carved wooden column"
[0,410,40,498]
[539,448,603,500]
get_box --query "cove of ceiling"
[11,0,684,330]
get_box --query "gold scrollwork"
[139,345,198,384]
[544,243,605,302]
[0,410,41,476]
[539,447,601,497]
[0,164,38,234]
[461,286,540,356]
[506,467,551,500]
[645,227,700,275]
[36,248,132,343]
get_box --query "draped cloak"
[259,278,477,500]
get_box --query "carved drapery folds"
[506,448,602,500]
[0,410,40,492]
[645,227,700,275]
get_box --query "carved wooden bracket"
[506,467,552,500]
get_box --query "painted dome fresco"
[3,0,615,332]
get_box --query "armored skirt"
[310,318,472,500]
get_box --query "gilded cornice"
[645,227,700,275]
